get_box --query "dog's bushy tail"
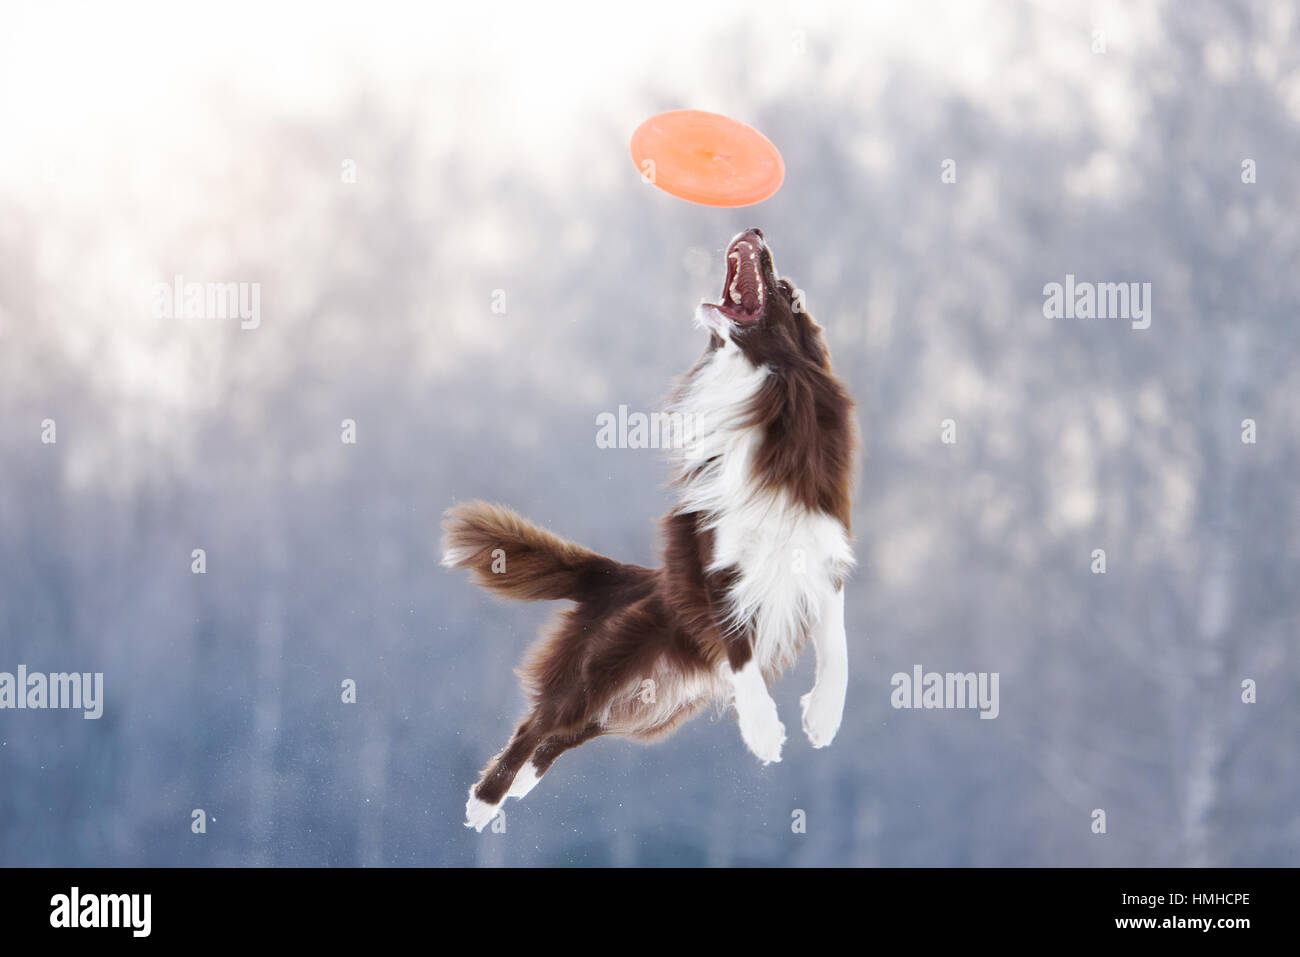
[441,501,640,602]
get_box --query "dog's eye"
[778,280,795,300]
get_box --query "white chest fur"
[669,332,854,672]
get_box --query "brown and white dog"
[443,228,856,831]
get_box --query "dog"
[443,228,856,831]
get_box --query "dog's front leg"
[801,585,847,748]
[726,658,785,764]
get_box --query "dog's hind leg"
[507,722,602,800]
[465,712,551,831]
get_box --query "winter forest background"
[1,0,1298,866]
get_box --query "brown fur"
[444,228,856,809]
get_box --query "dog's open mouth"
[711,230,765,323]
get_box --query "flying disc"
[630,110,785,207]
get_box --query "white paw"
[506,763,540,799]
[800,687,844,749]
[465,791,502,832]
[737,698,786,765]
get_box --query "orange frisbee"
[630,110,784,207]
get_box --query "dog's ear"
[781,279,827,364]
